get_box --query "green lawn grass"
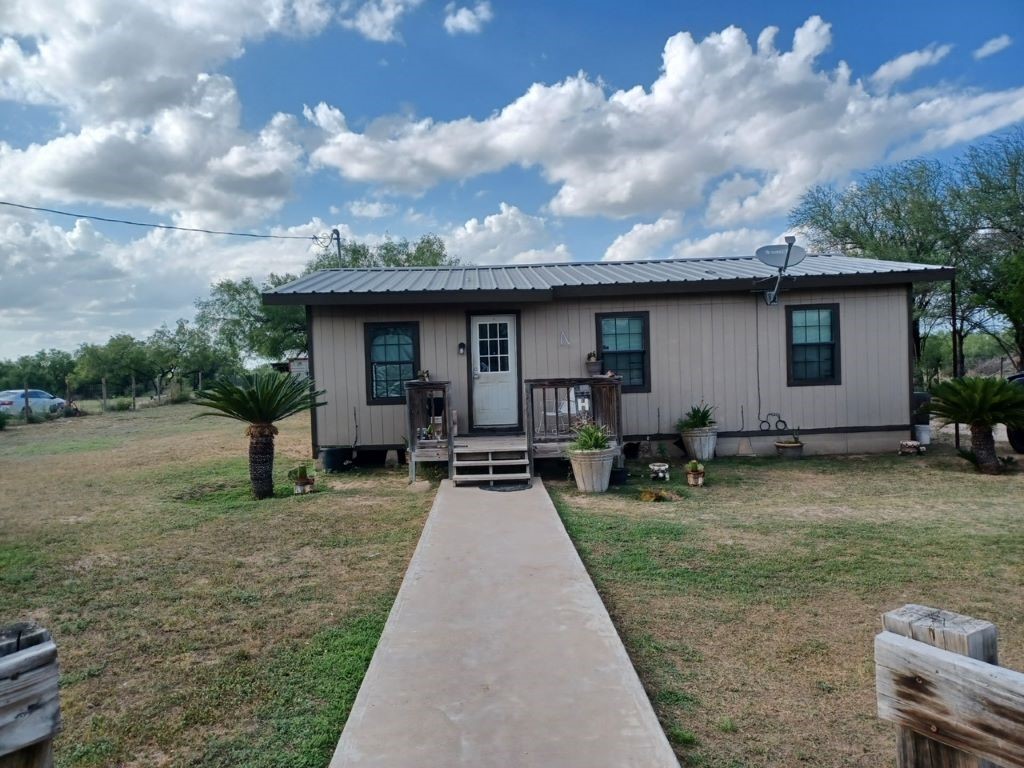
[0,404,430,767]
[550,444,1024,767]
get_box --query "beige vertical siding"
[310,285,911,448]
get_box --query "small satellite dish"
[755,243,806,270]
[755,238,806,305]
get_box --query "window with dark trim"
[596,312,651,393]
[364,322,420,404]
[787,304,841,386]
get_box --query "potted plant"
[775,429,803,459]
[676,402,717,461]
[685,459,705,487]
[585,351,602,376]
[567,422,617,493]
[288,464,316,494]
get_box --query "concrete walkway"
[330,480,679,768]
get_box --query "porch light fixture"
[458,342,466,355]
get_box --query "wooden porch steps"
[452,438,530,486]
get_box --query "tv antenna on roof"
[755,235,806,305]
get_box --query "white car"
[0,389,66,415]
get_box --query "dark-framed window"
[596,312,651,393]
[787,304,841,386]
[364,322,420,405]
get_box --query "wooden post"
[0,624,60,768]
[881,604,999,768]
[22,383,29,419]
[130,374,136,411]
[101,377,107,412]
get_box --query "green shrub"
[676,402,716,430]
[569,422,610,451]
[110,398,133,412]
[169,389,192,404]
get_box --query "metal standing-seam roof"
[263,254,954,306]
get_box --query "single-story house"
[264,254,952,481]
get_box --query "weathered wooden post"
[0,624,61,768]
[877,604,1006,768]
[101,377,107,412]
[131,373,136,411]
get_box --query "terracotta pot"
[681,427,717,461]
[568,447,617,492]
[686,471,705,487]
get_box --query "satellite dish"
[755,238,806,305]
[755,243,806,270]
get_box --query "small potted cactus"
[774,429,804,459]
[685,459,705,487]
[288,464,316,494]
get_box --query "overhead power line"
[0,200,323,241]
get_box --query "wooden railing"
[404,380,454,481]
[524,377,623,445]
[875,604,1024,767]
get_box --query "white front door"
[471,314,519,427]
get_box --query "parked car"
[0,389,66,415]
[1009,372,1024,454]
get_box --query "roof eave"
[261,267,955,306]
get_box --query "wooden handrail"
[524,377,622,445]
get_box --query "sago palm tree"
[928,376,1024,474]
[194,373,326,499]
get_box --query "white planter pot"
[913,424,931,445]
[681,428,718,461]
[568,447,617,493]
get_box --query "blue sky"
[0,0,1021,358]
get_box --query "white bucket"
[914,424,931,445]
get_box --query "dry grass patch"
[0,404,432,767]
[550,438,1024,767]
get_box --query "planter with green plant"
[567,422,616,493]
[775,429,803,459]
[288,464,316,494]
[685,459,705,487]
[676,403,717,461]
[585,351,602,376]
[927,376,1024,474]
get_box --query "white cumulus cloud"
[443,203,570,264]
[0,1,333,121]
[871,43,953,91]
[603,216,681,261]
[672,228,776,260]
[348,199,398,218]
[444,2,493,35]
[974,34,1012,60]
[0,76,304,227]
[340,0,424,43]
[306,17,1024,224]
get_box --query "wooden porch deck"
[405,377,624,485]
